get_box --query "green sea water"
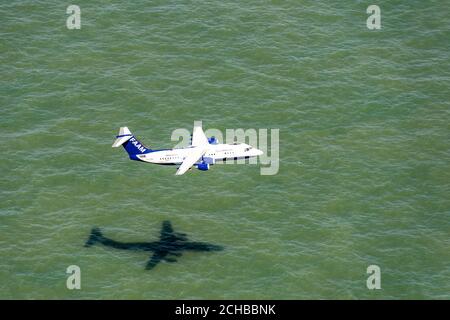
[1,1,449,299]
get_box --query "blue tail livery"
[112,127,153,160]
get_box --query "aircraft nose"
[255,149,263,156]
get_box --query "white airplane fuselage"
[112,125,263,174]
[136,143,263,165]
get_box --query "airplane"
[112,122,263,175]
[84,221,223,270]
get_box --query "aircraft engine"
[208,136,219,144]
[197,162,210,171]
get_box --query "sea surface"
[1,1,449,299]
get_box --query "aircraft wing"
[175,146,207,175]
[191,124,208,146]
[146,251,168,270]
[160,221,174,242]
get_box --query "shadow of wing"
[145,251,168,270]
[160,221,174,242]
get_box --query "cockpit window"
[244,147,252,152]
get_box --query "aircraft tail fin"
[112,127,152,160]
[112,127,133,147]
[84,227,103,247]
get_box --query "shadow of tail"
[84,227,103,247]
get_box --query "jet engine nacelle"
[208,136,219,145]
[197,162,210,171]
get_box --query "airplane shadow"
[84,221,223,270]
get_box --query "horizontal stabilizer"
[112,127,133,147]
[84,227,103,247]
